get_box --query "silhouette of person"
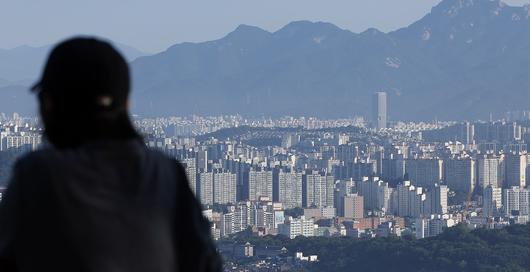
[0,37,222,272]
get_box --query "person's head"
[32,37,140,148]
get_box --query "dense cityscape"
[2,93,530,270]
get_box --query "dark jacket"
[0,139,221,272]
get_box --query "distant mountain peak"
[275,20,346,36]
[361,28,384,36]
[233,24,269,34]
[225,24,270,41]
[280,20,325,29]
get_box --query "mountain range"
[2,0,530,120]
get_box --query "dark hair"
[35,37,142,149]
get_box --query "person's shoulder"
[11,148,57,180]
[15,148,55,168]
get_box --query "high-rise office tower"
[278,170,303,209]
[372,92,387,130]
[483,185,502,217]
[248,169,273,201]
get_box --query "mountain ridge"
[127,0,530,120]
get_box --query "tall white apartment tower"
[304,171,335,208]
[477,155,502,189]
[213,172,237,205]
[248,169,273,201]
[199,172,214,205]
[278,171,303,209]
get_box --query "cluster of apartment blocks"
[378,148,530,195]
[203,173,530,240]
[195,173,451,240]
[183,158,336,211]
[178,144,530,218]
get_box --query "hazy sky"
[1,0,529,53]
